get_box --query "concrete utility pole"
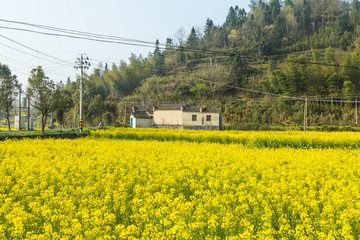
[18,85,22,131]
[27,95,30,130]
[304,98,307,132]
[75,54,90,133]
[356,98,358,126]
[124,103,127,126]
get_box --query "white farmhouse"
[131,104,223,130]
[130,106,153,128]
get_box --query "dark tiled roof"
[133,105,153,113]
[155,104,221,113]
[155,104,184,110]
[182,106,221,113]
[202,107,222,113]
[132,105,154,119]
[132,111,153,119]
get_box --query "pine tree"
[187,27,198,49]
[153,39,166,76]
[204,18,214,37]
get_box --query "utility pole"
[304,98,307,132]
[27,95,30,130]
[356,98,358,126]
[18,85,22,131]
[75,54,90,133]
[124,103,127,126]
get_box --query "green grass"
[0,127,100,138]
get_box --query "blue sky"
[0,0,250,86]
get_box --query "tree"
[326,73,342,95]
[350,0,360,30]
[187,27,199,49]
[174,27,186,46]
[227,48,250,87]
[269,0,281,23]
[324,47,336,64]
[224,6,237,29]
[343,80,356,100]
[28,66,55,133]
[285,0,293,7]
[51,86,73,129]
[204,18,214,37]
[153,39,166,76]
[224,6,247,29]
[298,0,312,36]
[85,94,104,125]
[103,97,118,126]
[0,63,18,130]
[249,0,259,9]
[166,38,174,47]
[177,46,186,66]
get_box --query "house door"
[131,117,134,127]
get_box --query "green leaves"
[28,66,54,132]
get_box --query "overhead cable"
[189,76,304,100]
[0,34,73,66]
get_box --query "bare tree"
[174,27,187,46]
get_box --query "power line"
[0,18,159,46]
[0,34,73,66]
[0,25,162,48]
[189,76,304,100]
[307,98,357,103]
[1,19,359,69]
[189,77,360,104]
[0,41,72,68]
[0,25,237,58]
[0,18,236,56]
[0,54,71,78]
[282,59,359,69]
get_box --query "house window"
[192,115,197,121]
[206,115,211,121]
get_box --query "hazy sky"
[0,0,250,86]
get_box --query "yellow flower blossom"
[0,129,359,238]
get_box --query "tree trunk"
[41,116,45,133]
[5,104,11,131]
[41,112,47,133]
[6,112,11,131]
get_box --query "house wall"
[153,110,183,127]
[182,112,222,130]
[130,115,153,128]
[136,118,153,128]
[132,109,223,130]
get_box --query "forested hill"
[58,0,360,127]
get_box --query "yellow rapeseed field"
[1,130,360,239]
[91,127,360,149]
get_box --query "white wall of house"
[130,115,153,128]
[153,110,183,126]
[183,112,221,128]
